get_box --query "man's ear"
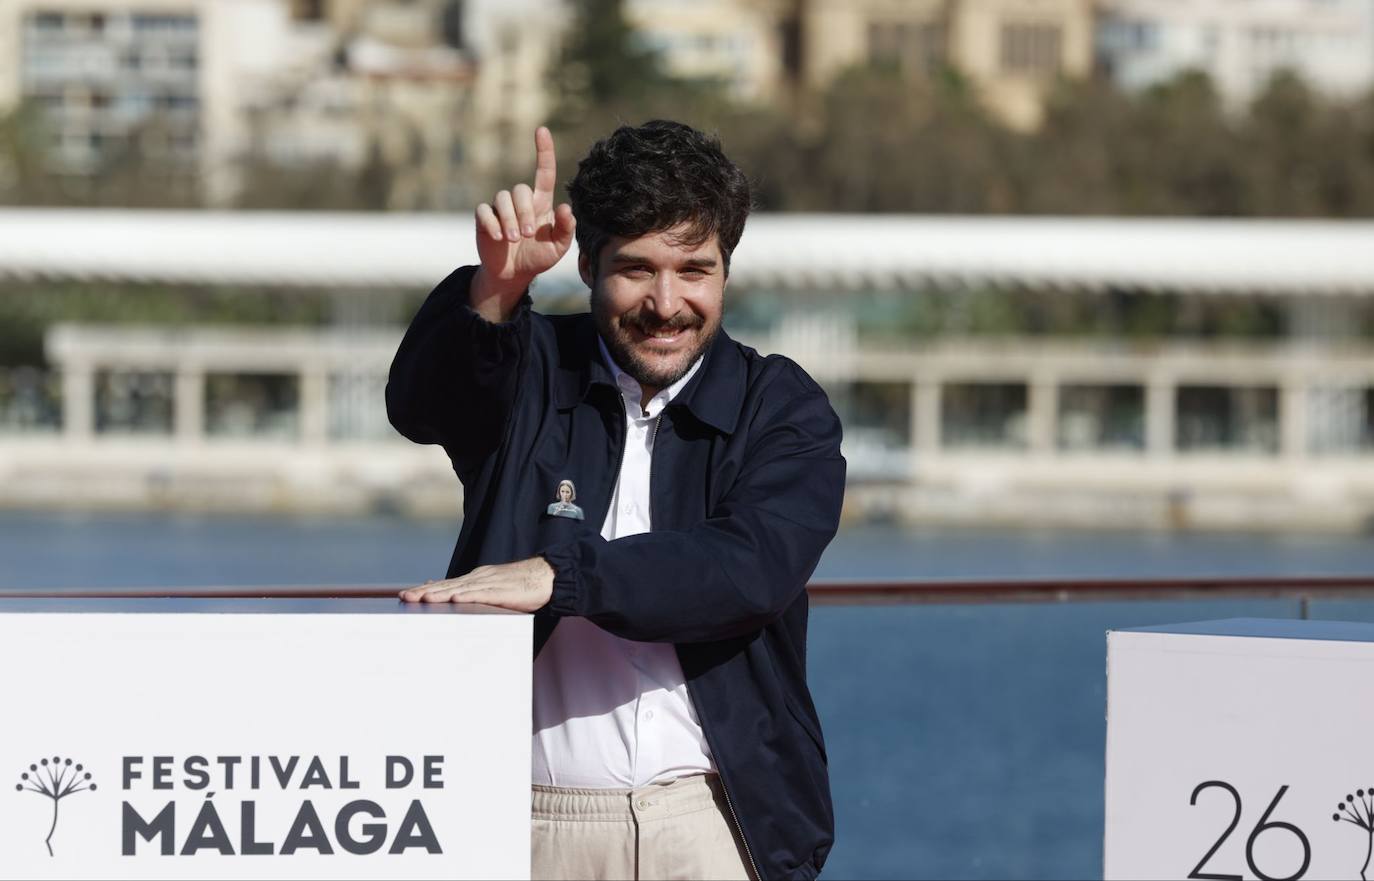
[578,252,594,288]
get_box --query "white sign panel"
[1105,618,1374,881]
[0,599,532,880]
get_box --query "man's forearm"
[386,265,529,464]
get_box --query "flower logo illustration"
[1334,786,1374,880]
[14,756,97,857]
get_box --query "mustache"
[620,312,704,335]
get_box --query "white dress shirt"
[530,342,715,789]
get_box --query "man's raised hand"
[471,126,576,322]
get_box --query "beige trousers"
[531,773,754,881]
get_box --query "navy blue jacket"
[386,266,845,880]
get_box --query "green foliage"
[544,15,1374,221]
[551,0,672,115]
[0,103,200,207]
[847,286,1292,343]
[544,0,744,197]
[6,11,1374,220]
[4,11,1374,362]
[0,280,335,365]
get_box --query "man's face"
[582,224,725,393]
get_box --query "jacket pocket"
[533,511,589,553]
[782,690,828,764]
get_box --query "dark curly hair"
[567,120,752,276]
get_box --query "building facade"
[0,0,306,203]
[1096,0,1374,106]
[5,211,1374,530]
[623,0,785,101]
[795,0,1094,128]
[0,0,548,208]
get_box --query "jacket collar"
[553,316,744,435]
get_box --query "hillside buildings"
[0,0,557,207]
[1095,0,1374,107]
[791,0,1095,129]
[4,0,1373,204]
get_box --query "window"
[1113,20,1159,51]
[206,373,300,440]
[132,14,196,33]
[441,0,465,49]
[290,0,325,21]
[779,11,803,81]
[160,93,198,111]
[1307,386,1374,455]
[1058,385,1145,452]
[867,20,945,76]
[999,22,1062,75]
[1176,386,1278,454]
[32,12,65,31]
[95,371,174,436]
[942,383,1029,450]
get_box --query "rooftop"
[2,209,1373,296]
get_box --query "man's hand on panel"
[398,556,555,612]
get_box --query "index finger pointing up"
[533,126,557,200]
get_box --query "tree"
[1243,70,1374,216]
[0,102,66,205]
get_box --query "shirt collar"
[598,335,702,419]
[552,316,745,435]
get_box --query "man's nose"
[645,274,680,319]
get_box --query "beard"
[592,290,719,390]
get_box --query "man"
[388,120,845,881]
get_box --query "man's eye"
[622,266,651,277]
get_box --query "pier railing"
[7,576,1374,618]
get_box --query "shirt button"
[644,710,654,721]
[637,799,649,810]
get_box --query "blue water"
[7,511,1374,589]
[4,511,1374,878]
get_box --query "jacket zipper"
[686,678,761,881]
[608,395,629,523]
[649,407,762,881]
[721,773,761,881]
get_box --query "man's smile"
[622,314,703,352]
[631,326,692,347]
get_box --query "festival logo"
[14,756,97,857]
[1333,787,1374,881]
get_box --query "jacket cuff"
[539,542,583,617]
[446,265,531,361]
[449,264,531,324]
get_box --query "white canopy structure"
[1,208,1372,296]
